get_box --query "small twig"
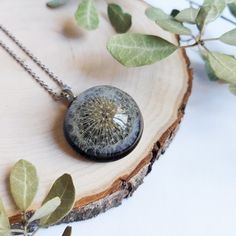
[181,42,199,48]
[22,211,28,236]
[186,0,236,26]
[11,229,25,234]
[181,38,195,43]
[181,35,196,43]
[31,227,40,236]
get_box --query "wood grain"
[0,0,192,224]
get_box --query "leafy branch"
[0,160,75,236]
[46,0,236,95]
[107,0,236,95]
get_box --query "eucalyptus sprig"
[107,0,236,95]
[0,160,75,236]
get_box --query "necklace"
[0,24,144,162]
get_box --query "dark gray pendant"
[64,85,143,162]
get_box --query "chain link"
[0,24,74,101]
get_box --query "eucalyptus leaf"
[29,197,61,223]
[220,28,236,45]
[207,51,236,84]
[170,9,180,17]
[107,33,178,67]
[228,3,236,17]
[40,174,75,227]
[10,159,38,211]
[0,199,10,236]
[175,7,199,24]
[145,7,169,21]
[46,0,69,8]
[145,7,191,35]
[156,18,192,35]
[201,51,219,81]
[229,84,236,95]
[75,0,99,30]
[108,4,132,33]
[196,0,226,31]
[62,226,72,236]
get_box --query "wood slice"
[0,0,192,224]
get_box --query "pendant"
[64,85,144,162]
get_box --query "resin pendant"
[64,85,143,162]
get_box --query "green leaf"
[107,33,178,67]
[145,7,192,35]
[108,4,132,33]
[75,0,99,31]
[0,199,10,236]
[46,0,69,8]
[156,19,192,35]
[175,8,199,24]
[220,28,236,45]
[207,51,236,84]
[10,160,38,211]
[62,226,72,236]
[145,7,169,21]
[229,84,236,95]
[40,174,75,227]
[196,0,226,31]
[201,51,219,81]
[170,9,180,17]
[29,197,61,223]
[228,3,236,17]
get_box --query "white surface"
[18,0,236,235]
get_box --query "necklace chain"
[0,24,74,102]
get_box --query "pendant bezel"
[63,85,144,162]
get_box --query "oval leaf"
[145,7,191,35]
[108,3,132,33]
[75,0,99,31]
[46,0,69,8]
[155,18,192,35]
[0,198,10,236]
[145,7,169,21]
[10,159,38,211]
[175,7,199,24]
[170,9,180,17]
[200,50,219,81]
[29,197,61,223]
[229,84,236,95]
[220,28,236,46]
[40,174,75,227]
[196,0,226,31]
[228,3,236,17]
[107,33,178,67]
[207,51,236,84]
[62,226,72,236]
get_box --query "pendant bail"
[60,86,75,103]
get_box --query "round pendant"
[63,85,144,162]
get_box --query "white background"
[37,0,236,235]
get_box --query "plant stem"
[11,229,25,233]
[21,211,28,236]
[181,42,198,48]
[31,227,40,236]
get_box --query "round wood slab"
[0,0,192,223]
